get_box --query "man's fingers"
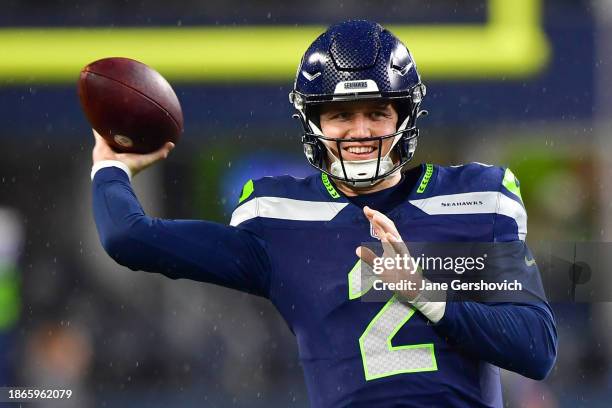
[372,214,401,241]
[364,206,400,237]
[376,216,399,238]
[92,129,107,148]
[130,142,175,169]
[377,231,397,259]
[92,129,110,149]
[92,129,175,176]
[374,212,398,234]
[155,142,175,161]
[379,231,410,263]
[363,206,404,255]
[356,245,378,267]
[92,129,118,162]
[385,232,410,256]
[164,142,176,158]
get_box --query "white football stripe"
[409,192,527,240]
[230,197,348,226]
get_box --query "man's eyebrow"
[373,103,392,109]
[321,106,347,114]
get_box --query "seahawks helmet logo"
[301,71,321,81]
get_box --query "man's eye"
[331,112,351,120]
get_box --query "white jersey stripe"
[230,197,348,226]
[409,191,527,240]
[497,194,527,240]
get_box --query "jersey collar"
[317,163,438,203]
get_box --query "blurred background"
[0,0,610,406]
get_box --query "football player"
[91,20,557,407]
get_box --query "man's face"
[319,100,399,161]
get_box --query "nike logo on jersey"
[525,256,537,267]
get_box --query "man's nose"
[346,114,372,138]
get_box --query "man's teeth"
[346,146,374,154]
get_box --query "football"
[78,57,183,154]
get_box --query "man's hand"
[92,130,175,177]
[356,206,423,301]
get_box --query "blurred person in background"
[0,208,23,387]
[90,20,557,407]
[22,322,93,408]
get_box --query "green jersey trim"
[238,179,255,204]
[416,164,434,194]
[321,173,340,199]
[502,168,523,202]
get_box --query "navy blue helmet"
[289,20,427,186]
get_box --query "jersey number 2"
[348,260,438,380]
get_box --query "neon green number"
[348,260,438,380]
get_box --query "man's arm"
[427,239,558,380]
[90,131,271,297]
[433,299,556,380]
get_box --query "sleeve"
[92,167,271,297]
[431,242,558,380]
[433,299,557,380]
[429,167,558,380]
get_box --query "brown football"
[78,57,183,154]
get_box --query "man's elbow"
[524,314,558,380]
[99,226,142,270]
[525,344,557,380]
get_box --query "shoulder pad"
[236,174,323,204]
[230,174,347,227]
[412,163,527,240]
[435,162,504,194]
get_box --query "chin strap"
[327,151,397,187]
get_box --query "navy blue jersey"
[92,162,557,408]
